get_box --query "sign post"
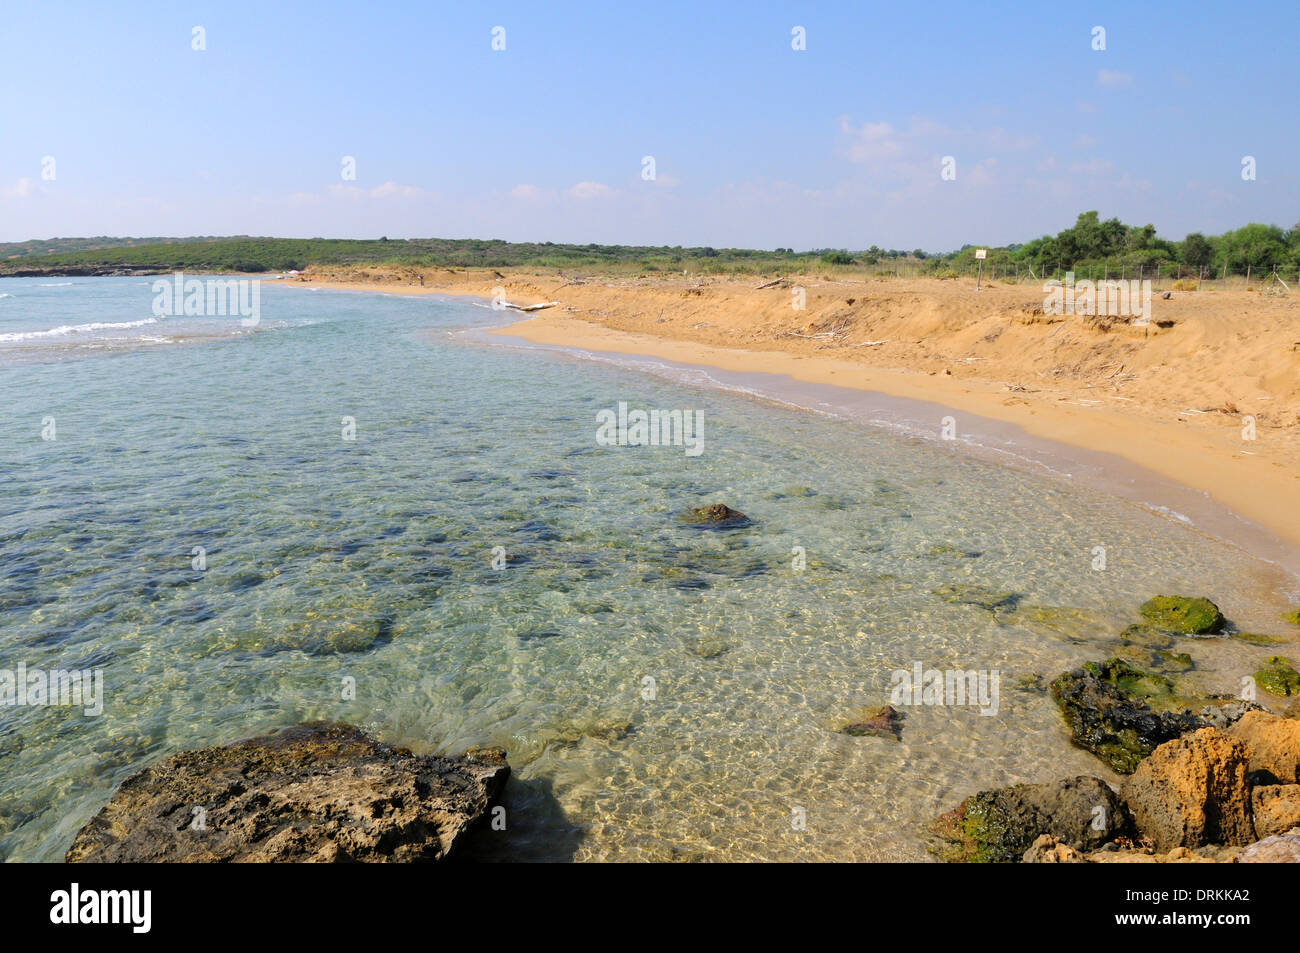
[975,248,987,290]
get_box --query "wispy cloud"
[1097,69,1134,89]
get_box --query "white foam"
[0,317,159,342]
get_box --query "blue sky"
[1,0,1295,250]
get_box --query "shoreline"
[269,272,1300,589]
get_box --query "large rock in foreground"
[66,722,509,863]
[1120,728,1253,852]
[927,775,1131,863]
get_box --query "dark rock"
[1049,659,1207,773]
[927,776,1131,863]
[66,722,508,863]
[685,504,753,529]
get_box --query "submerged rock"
[1120,728,1254,852]
[66,722,509,863]
[1283,610,1300,627]
[1254,656,1300,697]
[1138,595,1224,635]
[932,584,1020,611]
[1230,631,1285,647]
[834,704,903,740]
[927,776,1130,863]
[685,504,753,529]
[1049,659,1207,773]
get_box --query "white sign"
[975,249,987,259]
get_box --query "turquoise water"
[1,277,1296,862]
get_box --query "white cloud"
[3,178,35,199]
[1097,69,1134,88]
[567,181,613,199]
[1068,158,1115,175]
[510,183,551,200]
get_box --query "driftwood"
[754,277,785,290]
[505,300,560,313]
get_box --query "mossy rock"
[1153,650,1195,674]
[1231,632,1285,647]
[684,503,753,529]
[1254,656,1300,697]
[926,777,1131,863]
[1014,674,1047,693]
[833,704,903,740]
[922,543,983,560]
[933,584,1020,611]
[1049,658,1208,773]
[1282,610,1300,627]
[1138,595,1224,635]
[1120,623,1176,649]
[686,637,733,659]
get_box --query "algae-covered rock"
[684,503,753,529]
[1282,610,1300,627]
[933,584,1020,611]
[1231,632,1285,647]
[1121,624,1176,649]
[833,704,903,740]
[1254,656,1300,697]
[1138,596,1224,635]
[926,776,1131,863]
[1049,659,1208,773]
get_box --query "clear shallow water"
[1,277,1296,862]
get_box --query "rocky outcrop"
[927,776,1130,863]
[1119,728,1254,852]
[1227,710,1300,782]
[1251,786,1300,839]
[66,722,509,863]
[1050,659,1207,773]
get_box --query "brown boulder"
[1252,785,1300,839]
[1227,710,1300,782]
[66,722,509,862]
[1120,728,1253,852]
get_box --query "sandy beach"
[274,267,1300,557]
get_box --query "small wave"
[0,293,12,299]
[39,282,73,287]
[0,317,159,342]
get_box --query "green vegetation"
[1,211,1297,280]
